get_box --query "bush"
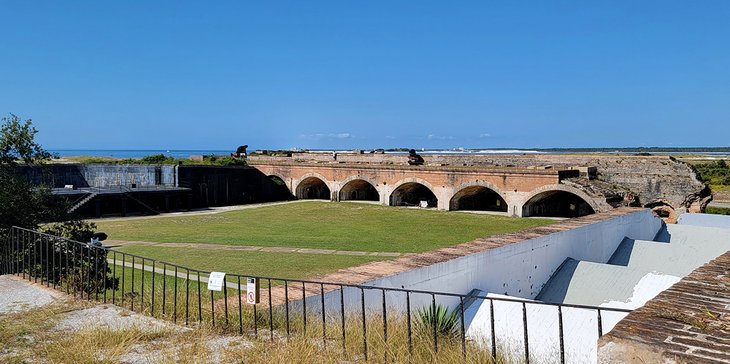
[41,220,97,242]
[78,153,247,167]
[706,206,730,215]
[416,303,460,338]
[38,221,119,293]
[140,154,173,164]
[203,156,247,166]
[695,160,730,185]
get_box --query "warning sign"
[246,277,260,304]
[207,272,226,291]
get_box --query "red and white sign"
[246,277,259,304]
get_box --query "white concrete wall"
[465,292,628,364]
[677,212,730,229]
[305,211,662,312]
[295,210,662,363]
[365,210,662,307]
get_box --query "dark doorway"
[389,182,437,207]
[450,186,507,212]
[522,190,595,218]
[296,177,331,200]
[340,179,379,202]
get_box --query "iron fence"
[1,226,631,363]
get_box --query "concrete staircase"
[68,192,98,214]
[536,223,730,309]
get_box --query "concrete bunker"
[296,177,331,200]
[522,190,595,218]
[389,182,437,208]
[449,185,508,212]
[339,179,379,202]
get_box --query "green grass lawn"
[710,184,730,193]
[114,246,390,279]
[95,201,554,253]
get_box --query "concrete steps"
[535,223,730,309]
[68,191,99,213]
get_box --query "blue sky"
[1,1,729,150]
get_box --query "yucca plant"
[415,303,460,338]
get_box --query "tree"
[0,114,52,166]
[0,114,117,291]
[0,114,66,232]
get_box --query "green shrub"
[706,206,730,215]
[656,210,670,218]
[416,303,460,338]
[203,156,246,166]
[140,154,173,164]
[695,160,730,185]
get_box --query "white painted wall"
[464,291,628,364]
[366,210,662,307]
[296,210,662,363]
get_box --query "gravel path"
[0,275,64,314]
[88,200,306,223]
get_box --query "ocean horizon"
[49,148,730,159]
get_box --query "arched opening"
[389,182,437,208]
[296,177,331,200]
[450,186,507,212]
[268,175,293,200]
[339,179,379,202]
[522,190,595,218]
[646,201,678,224]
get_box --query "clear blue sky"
[2,1,729,150]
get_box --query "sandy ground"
[54,304,187,333]
[0,274,253,363]
[0,275,64,314]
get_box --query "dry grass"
[1,297,503,363]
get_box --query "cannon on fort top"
[407,149,424,165]
[231,145,248,159]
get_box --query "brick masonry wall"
[249,153,710,212]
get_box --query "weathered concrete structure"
[24,164,291,217]
[250,152,711,218]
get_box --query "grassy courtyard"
[96,201,554,253]
[113,246,390,279]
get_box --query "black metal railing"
[1,226,632,363]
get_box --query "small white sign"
[246,277,259,304]
[419,200,428,208]
[207,272,226,291]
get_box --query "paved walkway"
[111,240,406,257]
[708,201,730,209]
[88,200,314,223]
[0,275,65,313]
